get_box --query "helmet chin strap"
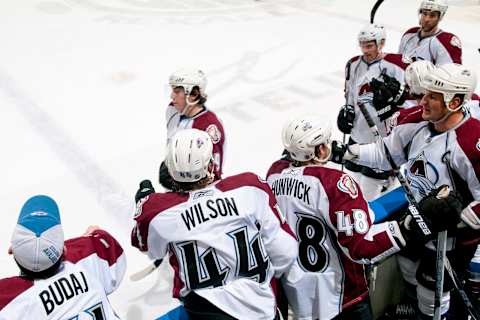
[430,101,465,125]
[180,95,200,116]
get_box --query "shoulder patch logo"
[206,124,221,144]
[476,138,480,152]
[337,174,358,199]
[450,36,462,49]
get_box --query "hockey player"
[0,195,126,320]
[399,0,462,65]
[266,116,412,320]
[337,23,408,200]
[131,129,297,320]
[331,63,479,319]
[159,68,225,191]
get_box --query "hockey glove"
[135,179,155,203]
[370,73,407,121]
[337,104,355,134]
[418,185,463,233]
[330,141,358,164]
[159,161,177,191]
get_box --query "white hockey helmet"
[282,116,332,162]
[358,24,386,47]
[165,129,214,183]
[418,0,448,19]
[421,63,477,110]
[405,60,435,95]
[169,68,207,97]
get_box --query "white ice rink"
[1,0,479,319]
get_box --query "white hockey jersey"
[344,54,408,144]
[165,104,225,180]
[266,161,404,320]
[131,172,298,320]
[0,229,126,320]
[356,113,480,216]
[398,27,462,65]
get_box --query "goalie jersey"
[131,172,298,320]
[266,160,404,320]
[0,229,126,320]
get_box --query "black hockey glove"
[337,104,355,134]
[417,185,463,233]
[158,161,177,191]
[370,73,407,121]
[398,186,462,245]
[330,141,358,164]
[135,179,155,203]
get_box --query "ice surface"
[0,0,479,318]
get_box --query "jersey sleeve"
[435,32,462,65]
[252,176,298,277]
[356,121,422,170]
[326,174,404,264]
[67,229,126,295]
[344,56,360,106]
[131,196,169,261]
[192,111,226,180]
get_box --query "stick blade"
[129,259,162,281]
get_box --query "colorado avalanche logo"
[404,152,439,197]
[196,137,204,149]
[476,138,480,152]
[302,121,312,131]
[337,174,358,199]
[206,124,221,144]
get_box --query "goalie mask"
[282,117,332,163]
[165,129,214,183]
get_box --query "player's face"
[420,90,448,121]
[419,10,440,33]
[170,86,187,112]
[359,41,379,62]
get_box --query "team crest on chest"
[337,174,358,199]
[476,138,480,152]
[206,124,221,144]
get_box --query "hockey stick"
[434,230,448,320]
[129,259,163,281]
[358,102,444,318]
[445,258,480,320]
[358,102,480,320]
[370,0,385,23]
[357,102,431,236]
